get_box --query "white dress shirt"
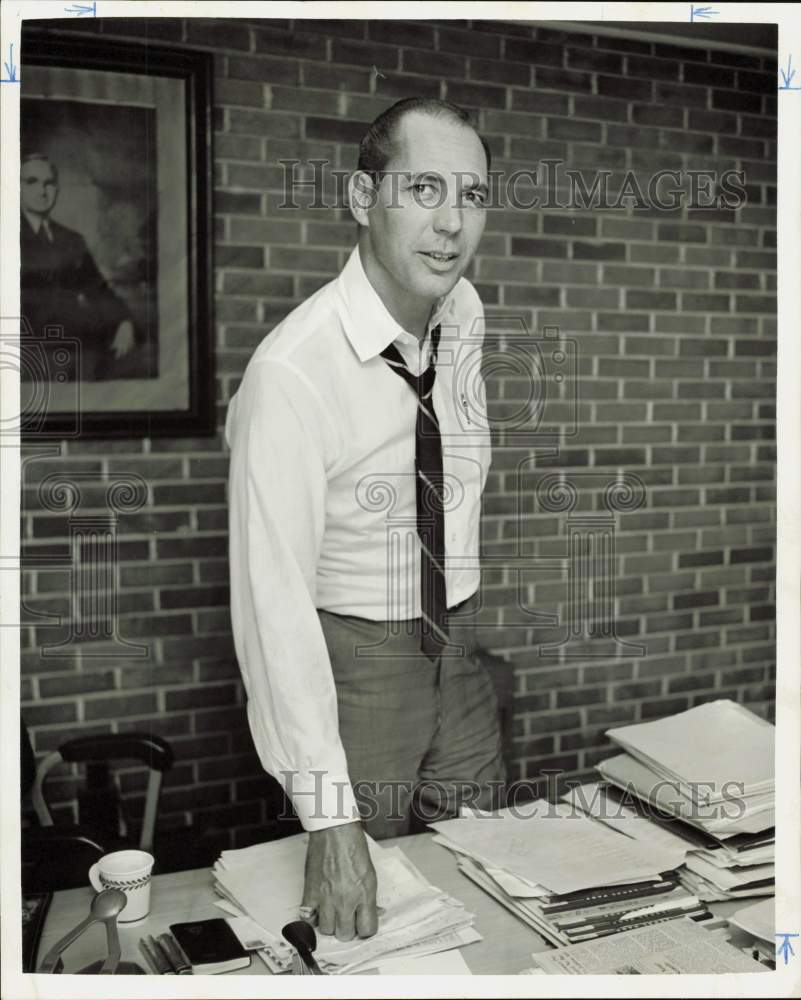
[225,245,491,830]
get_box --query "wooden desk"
[37,832,553,975]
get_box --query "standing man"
[226,98,503,943]
[20,153,135,379]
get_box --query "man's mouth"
[420,251,459,262]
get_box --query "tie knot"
[380,324,441,399]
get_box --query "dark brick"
[215,190,262,215]
[572,242,626,261]
[536,67,592,93]
[228,54,299,86]
[186,19,250,50]
[626,290,677,310]
[445,80,506,110]
[305,117,367,144]
[505,286,561,306]
[598,75,652,101]
[546,118,602,142]
[688,109,738,133]
[542,215,596,237]
[303,62,371,92]
[511,237,567,259]
[566,97,624,125]
[556,687,607,708]
[84,693,157,721]
[738,70,776,94]
[673,591,719,610]
[678,551,725,568]
[632,104,684,128]
[684,63,735,87]
[330,40,399,72]
[596,35,652,54]
[217,245,264,269]
[593,448,647,466]
[367,20,436,48]
[566,48,623,73]
[470,57,530,86]
[628,56,680,81]
[253,22,326,60]
[712,89,762,113]
[438,25,501,58]
[166,684,239,711]
[403,48,465,78]
[730,547,774,564]
[23,701,78,726]
[656,82,708,108]
[658,224,707,244]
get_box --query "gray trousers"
[317,592,506,840]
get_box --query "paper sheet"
[562,783,690,864]
[371,950,473,975]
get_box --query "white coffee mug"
[88,850,154,922]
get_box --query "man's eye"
[413,183,436,195]
[465,191,486,207]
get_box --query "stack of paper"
[211,832,480,974]
[596,700,775,901]
[563,780,774,903]
[431,800,710,945]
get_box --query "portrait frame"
[19,29,214,438]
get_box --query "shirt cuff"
[278,768,361,832]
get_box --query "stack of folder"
[431,801,711,945]
[210,831,480,974]
[595,699,775,901]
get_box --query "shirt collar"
[22,210,52,240]
[335,245,457,364]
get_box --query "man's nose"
[432,201,463,235]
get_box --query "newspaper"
[528,918,767,975]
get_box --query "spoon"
[39,888,127,974]
[281,920,326,975]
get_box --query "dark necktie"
[381,324,449,661]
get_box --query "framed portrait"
[19,31,214,437]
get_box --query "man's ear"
[348,171,377,227]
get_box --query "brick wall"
[20,17,776,846]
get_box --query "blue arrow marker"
[1,42,19,83]
[64,1,97,15]
[779,54,801,90]
[776,933,799,966]
[690,5,719,20]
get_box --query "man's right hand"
[302,821,378,941]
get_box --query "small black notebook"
[169,918,251,975]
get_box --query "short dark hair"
[21,153,58,184]
[357,97,491,179]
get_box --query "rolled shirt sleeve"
[226,358,360,831]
